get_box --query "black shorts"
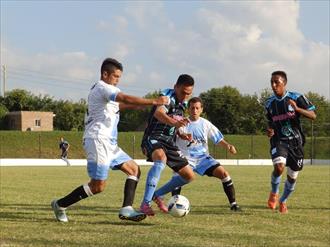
[270,141,304,171]
[141,136,188,172]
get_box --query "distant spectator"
[59,137,70,159]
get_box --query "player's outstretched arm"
[218,139,237,155]
[116,92,169,106]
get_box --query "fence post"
[133,134,135,159]
[250,135,254,159]
[38,133,41,158]
[310,121,314,165]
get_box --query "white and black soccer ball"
[167,195,190,217]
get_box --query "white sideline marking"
[0,158,328,166]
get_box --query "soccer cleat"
[140,202,155,216]
[118,206,147,222]
[230,203,241,212]
[267,192,279,210]
[279,202,288,214]
[51,199,68,222]
[153,196,168,213]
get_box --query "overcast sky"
[1,0,329,101]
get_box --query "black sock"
[57,185,90,208]
[171,187,182,196]
[222,179,236,204]
[122,178,138,207]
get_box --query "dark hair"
[272,71,287,81]
[101,58,123,74]
[176,74,194,86]
[188,97,203,107]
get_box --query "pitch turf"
[0,165,329,247]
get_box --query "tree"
[200,87,242,134]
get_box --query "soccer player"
[265,71,316,213]
[51,58,168,222]
[153,97,241,212]
[139,74,196,216]
[59,137,70,159]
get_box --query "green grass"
[1,166,329,246]
[0,131,329,159]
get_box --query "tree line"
[0,87,329,136]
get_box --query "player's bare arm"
[116,93,169,106]
[218,140,237,155]
[288,99,316,120]
[153,106,188,128]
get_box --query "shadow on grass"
[0,203,155,225]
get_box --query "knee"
[88,181,106,194]
[274,164,285,176]
[152,149,167,162]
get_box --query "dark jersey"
[142,89,187,143]
[265,91,315,145]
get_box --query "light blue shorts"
[188,155,220,176]
[83,138,131,180]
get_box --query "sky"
[1,0,329,101]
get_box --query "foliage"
[0,88,328,135]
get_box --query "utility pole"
[1,65,6,97]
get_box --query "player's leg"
[207,163,240,211]
[51,138,109,222]
[279,145,304,213]
[268,144,287,210]
[116,158,146,221]
[140,147,166,216]
[153,149,195,213]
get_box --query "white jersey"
[176,117,224,161]
[83,80,120,143]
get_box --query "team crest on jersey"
[288,104,294,112]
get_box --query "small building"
[6,111,54,131]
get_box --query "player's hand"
[228,144,237,155]
[266,128,274,138]
[154,96,170,105]
[174,119,188,128]
[288,99,298,111]
[179,133,193,142]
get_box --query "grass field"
[1,165,329,247]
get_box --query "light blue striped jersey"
[176,117,223,159]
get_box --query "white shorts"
[83,138,131,180]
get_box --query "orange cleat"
[267,192,279,210]
[279,202,288,214]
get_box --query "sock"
[271,173,282,194]
[279,180,296,203]
[171,186,182,196]
[57,184,93,208]
[122,176,138,207]
[142,160,165,204]
[221,176,236,204]
[154,175,188,197]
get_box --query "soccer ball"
[167,195,190,217]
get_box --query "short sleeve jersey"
[83,80,120,143]
[176,117,224,159]
[265,91,315,144]
[59,140,69,150]
[142,89,187,142]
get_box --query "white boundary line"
[0,158,329,166]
